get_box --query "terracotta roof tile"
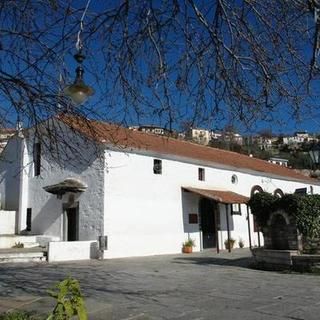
[183,187,249,204]
[58,114,316,184]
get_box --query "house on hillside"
[0,114,319,261]
[186,128,211,145]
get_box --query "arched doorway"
[270,214,289,250]
[199,198,217,249]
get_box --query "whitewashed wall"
[21,122,105,241]
[0,210,16,234]
[0,136,22,211]
[48,240,99,262]
[103,148,319,258]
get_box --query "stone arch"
[268,211,290,250]
[251,185,263,197]
[268,210,290,226]
[274,188,284,198]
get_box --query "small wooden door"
[66,207,78,241]
[200,198,216,249]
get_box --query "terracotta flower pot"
[182,246,193,253]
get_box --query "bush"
[248,192,276,227]
[0,278,87,320]
[249,192,320,239]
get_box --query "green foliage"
[47,278,87,320]
[249,192,320,239]
[288,152,312,169]
[293,195,320,239]
[12,242,24,249]
[183,239,195,247]
[0,311,37,320]
[248,192,276,227]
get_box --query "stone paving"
[0,249,320,319]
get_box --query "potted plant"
[224,238,236,250]
[182,239,195,253]
[239,238,245,248]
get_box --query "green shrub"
[248,192,276,227]
[47,277,87,320]
[0,278,87,320]
[249,192,320,239]
[293,195,320,239]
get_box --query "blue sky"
[3,0,320,137]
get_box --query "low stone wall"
[292,255,320,272]
[0,210,16,235]
[251,247,299,268]
[252,248,320,272]
[48,241,99,262]
[302,237,320,254]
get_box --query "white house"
[186,128,211,145]
[0,114,319,261]
[268,157,289,167]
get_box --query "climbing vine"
[248,192,320,239]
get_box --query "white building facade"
[0,115,319,260]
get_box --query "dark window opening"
[189,213,198,224]
[294,188,307,195]
[198,168,205,181]
[26,208,32,231]
[153,159,162,174]
[33,143,41,176]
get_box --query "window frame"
[33,142,41,176]
[153,159,162,175]
[198,167,205,181]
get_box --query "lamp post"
[309,144,320,170]
[63,0,94,105]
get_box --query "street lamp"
[309,144,320,169]
[63,51,94,105]
[63,0,94,105]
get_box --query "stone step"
[0,248,47,263]
[23,242,41,249]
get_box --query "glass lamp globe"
[64,65,94,105]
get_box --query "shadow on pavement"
[172,256,253,268]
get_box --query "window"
[294,188,307,195]
[153,159,162,174]
[26,208,32,232]
[33,143,41,176]
[198,168,205,181]
[231,174,238,184]
[189,213,198,224]
[231,203,241,215]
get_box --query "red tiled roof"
[58,114,316,183]
[183,187,249,204]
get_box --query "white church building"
[0,113,319,261]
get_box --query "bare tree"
[1,0,320,150]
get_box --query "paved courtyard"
[0,249,320,319]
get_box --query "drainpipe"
[225,204,231,253]
[246,205,252,250]
[17,138,28,233]
[215,204,220,254]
